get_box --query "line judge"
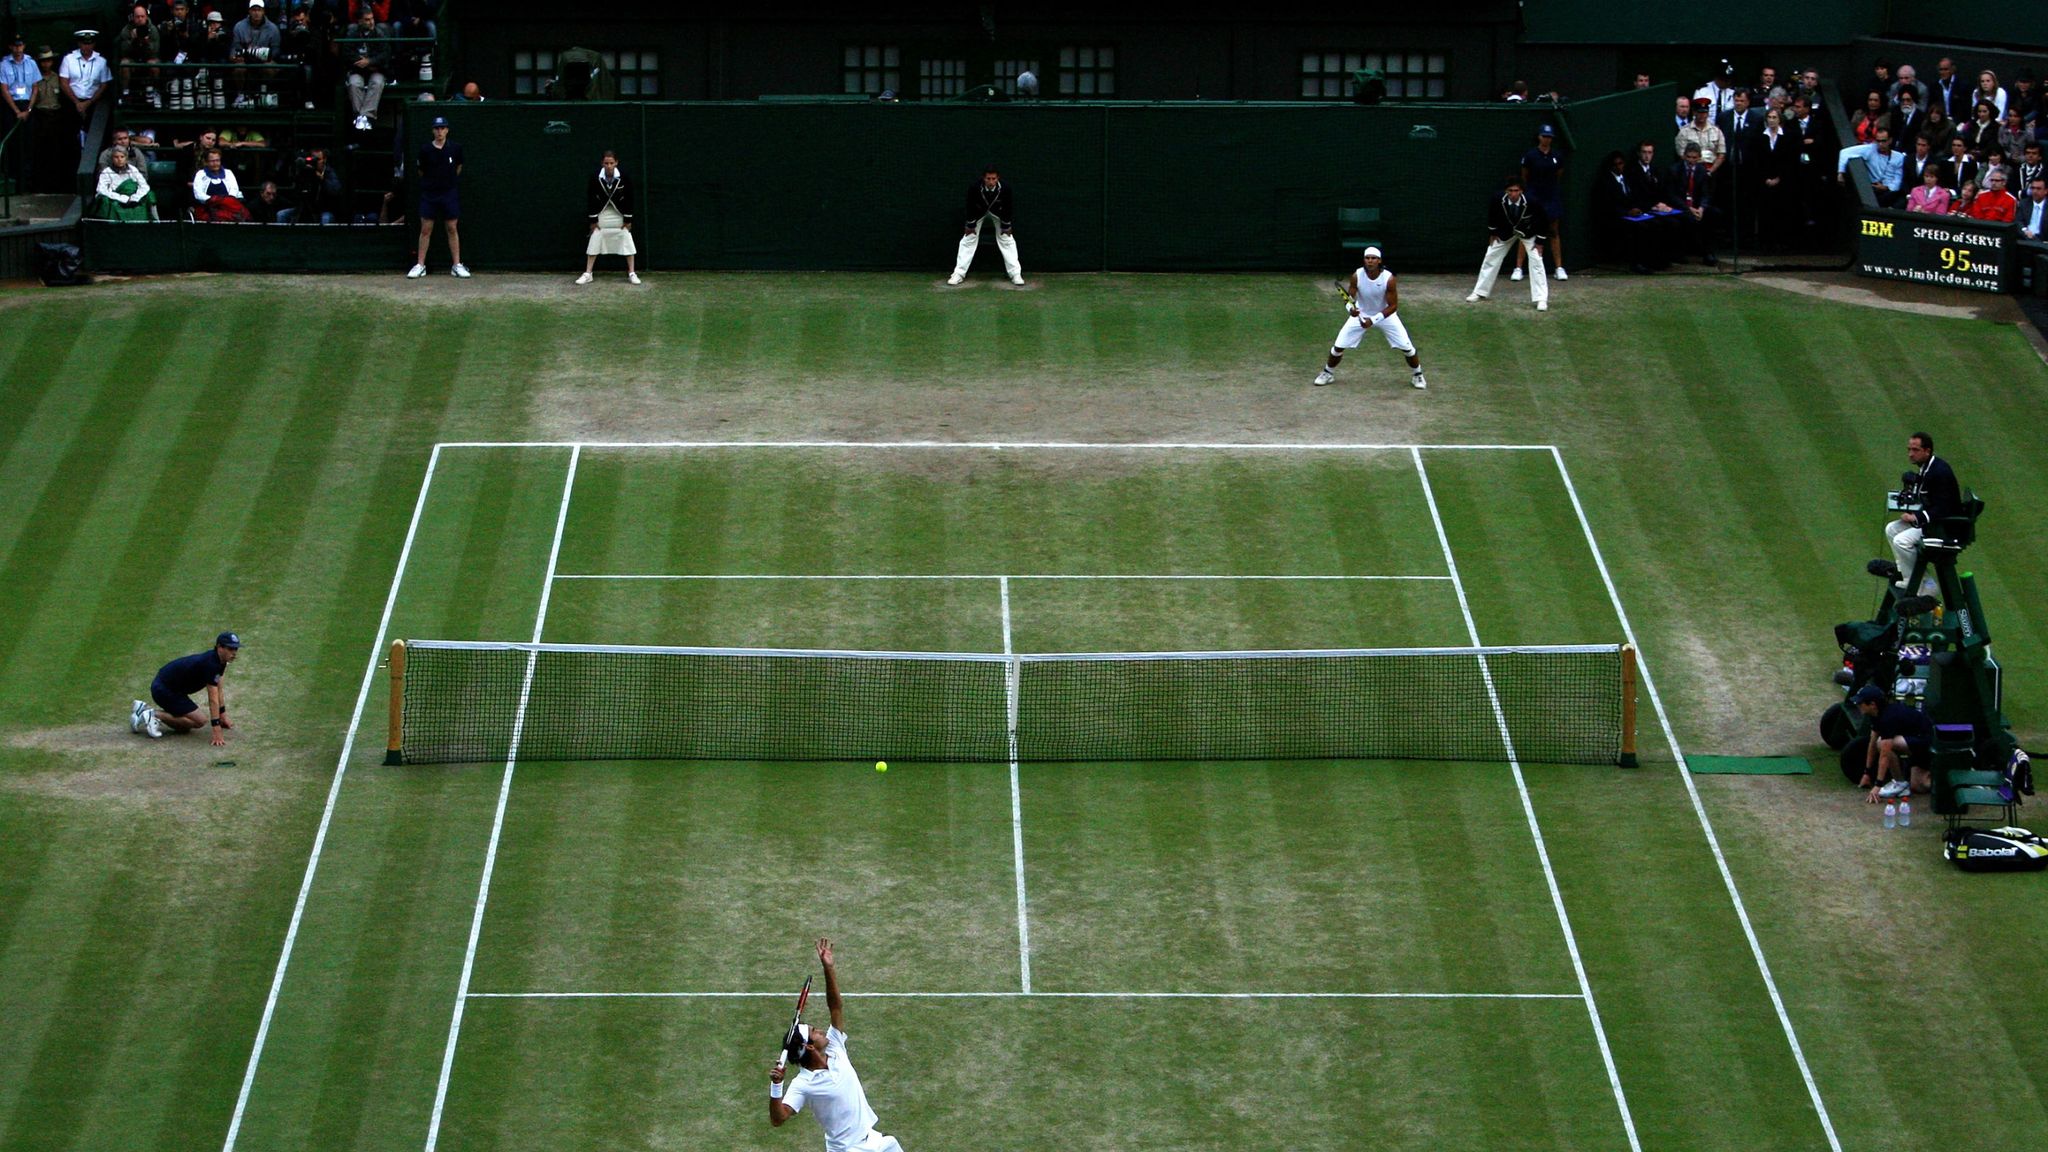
[948,164,1023,285]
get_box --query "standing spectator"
[229,0,281,106]
[1752,65,1778,104]
[948,164,1023,286]
[28,48,71,193]
[1677,98,1727,172]
[1693,68,1736,117]
[1756,109,1802,249]
[1839,128,1905,207]
[2019,176,2048,240]
[1631,72,1651,90]
[92,145,156,219]
[1967,167,2017,221]
[1905,164,1953,215]
[285,146,342,222]
[1887,64,1928,111]
[1963,100,2000,154]
[1944,136,1981,191]
[408,114,466,277]
[190,147,250,219]
[114,4,160,108]
[2,37,38,181]
[2000,108,2032,166]
[1668,143,1717,264]
[1793,68,1824,111]
[1975,70,2008,119]
[339,5,389,130]
[1464,177,1549,311]
[1720,89,1764,237]
[58,30,113,147]
[1887,87,1924,146]
[1517,123,1567,281]
[1931,58,1971,123]
[1672,94,1692,136]
[577,149,639,284]
[1790,95,1829,229]
[1851,91,1886,144]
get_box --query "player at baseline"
[768,938,905,1152]
[1314,245,1427,389]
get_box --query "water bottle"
[1883,803,1897,830]
[1898,801,1912,828]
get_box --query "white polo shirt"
[59,48,110,101]
[780,1027,881,1152]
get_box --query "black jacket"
[964,179,1013,227]
[1486,194,1546,240]
[1668,161,1714,210]
[587,169,632,220]
[1912,455,1961,529]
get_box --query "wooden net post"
[1618,643,1639,768]
[383,640,407,766]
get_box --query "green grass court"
[2,271,2047,1151]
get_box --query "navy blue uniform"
[1872,701,1933,763]
[419,139,463,221]
[152,649,228,717]
[1521,147,1565,221]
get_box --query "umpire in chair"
[1877,431,1960,597]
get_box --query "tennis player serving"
[768,938,904,1152]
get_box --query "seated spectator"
[98,124,154,170]
[391,0,437,69]
[1966,167,2017,221]
[156,0,200,66]
[1592,147,1674,273]
[1963,100,2000,154]
[1976,69,2008,119]
[2001,107,2032,165]
[1865,60,1892,105]
[1944,135,1980,191]
[338,6,389,130]
[2018,141,2046,199]
[1851,684,1930,799]
[1906,164,1952,214]
[2015,71,2042,124]
[277,5,322,108]
[1920,103,1955,155]
[1667,141,1717,264]
[190,146,250,220]
[1677,98,1727,172]
[2020,176,2048,241]
[1887,64,1928,111]
[1838,127,1905,207]
[1949,179,1979,216]
[193,11,231,65]
[114,3,159,108]
[1931,56,1969,122]
[1850,90,1885,144]
[1887,87,1923,145]
[93,145,157,220]
[229,0,281,106]
[348,0,391,28]
[1982,147,2011,192]
[1899,133,1940,192]
[248,178,287,222]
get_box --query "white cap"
[1362,246,1383,258]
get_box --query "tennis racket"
[774,976,814,1072]
[1334,277,1360,316]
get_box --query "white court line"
[465,990,1586,1001]
[1411,448,1642,1152]
[434,440,1559,452]
[999,576,1032,994]
[1549,448,1842,1152]
[220,446,446,1152]
[552,573,1451,582]
[422,445,581,1152]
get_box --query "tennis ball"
[876,761,888,772]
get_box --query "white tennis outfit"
[781,1027,903,1152]
[1332,268,1414,353]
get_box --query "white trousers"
[1472,236,1548,304]
[1886,519,1935,593]
[954,214,1022,279]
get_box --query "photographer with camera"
[1879,432,1960,596]
[278,146,341,223]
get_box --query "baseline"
[434,440,1559,451]
[1548,449,1841,1152]
[464,990,1586,1001]
[1412,447,1643,1152]
[219,446,447,1152]
[552,573,1452,582]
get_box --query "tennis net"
[386,640,1635,766]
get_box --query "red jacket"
[1966,188,2017,222]
[349,0,392,24]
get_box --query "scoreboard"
[1855,212,2017,293]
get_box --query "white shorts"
[847,1134,903,1152]
[1333,312,1413,354]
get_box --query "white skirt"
[587,206,637,255]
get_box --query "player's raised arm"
[817,937,844,1031]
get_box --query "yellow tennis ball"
[876,761,888,772]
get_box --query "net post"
[383,640,407,766]
[1618,643,1639,767]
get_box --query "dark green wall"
[1522,0,1889,45]
[403,99,1660,274]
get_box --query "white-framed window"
[919,57,967,98]
[512,49,555,97]
[843,44,901,95]
[599,50,661,98]
[1057,44,1115,97]
[993,58,1040,97]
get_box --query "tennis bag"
[1943,827,2048,872]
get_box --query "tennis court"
[219,441,1836,1151]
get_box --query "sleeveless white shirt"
[1354,268,1392,316]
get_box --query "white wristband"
[769,1082,784,1099]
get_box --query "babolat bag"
[1943,827,2048,872]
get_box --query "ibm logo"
[1861,219,1894,238]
